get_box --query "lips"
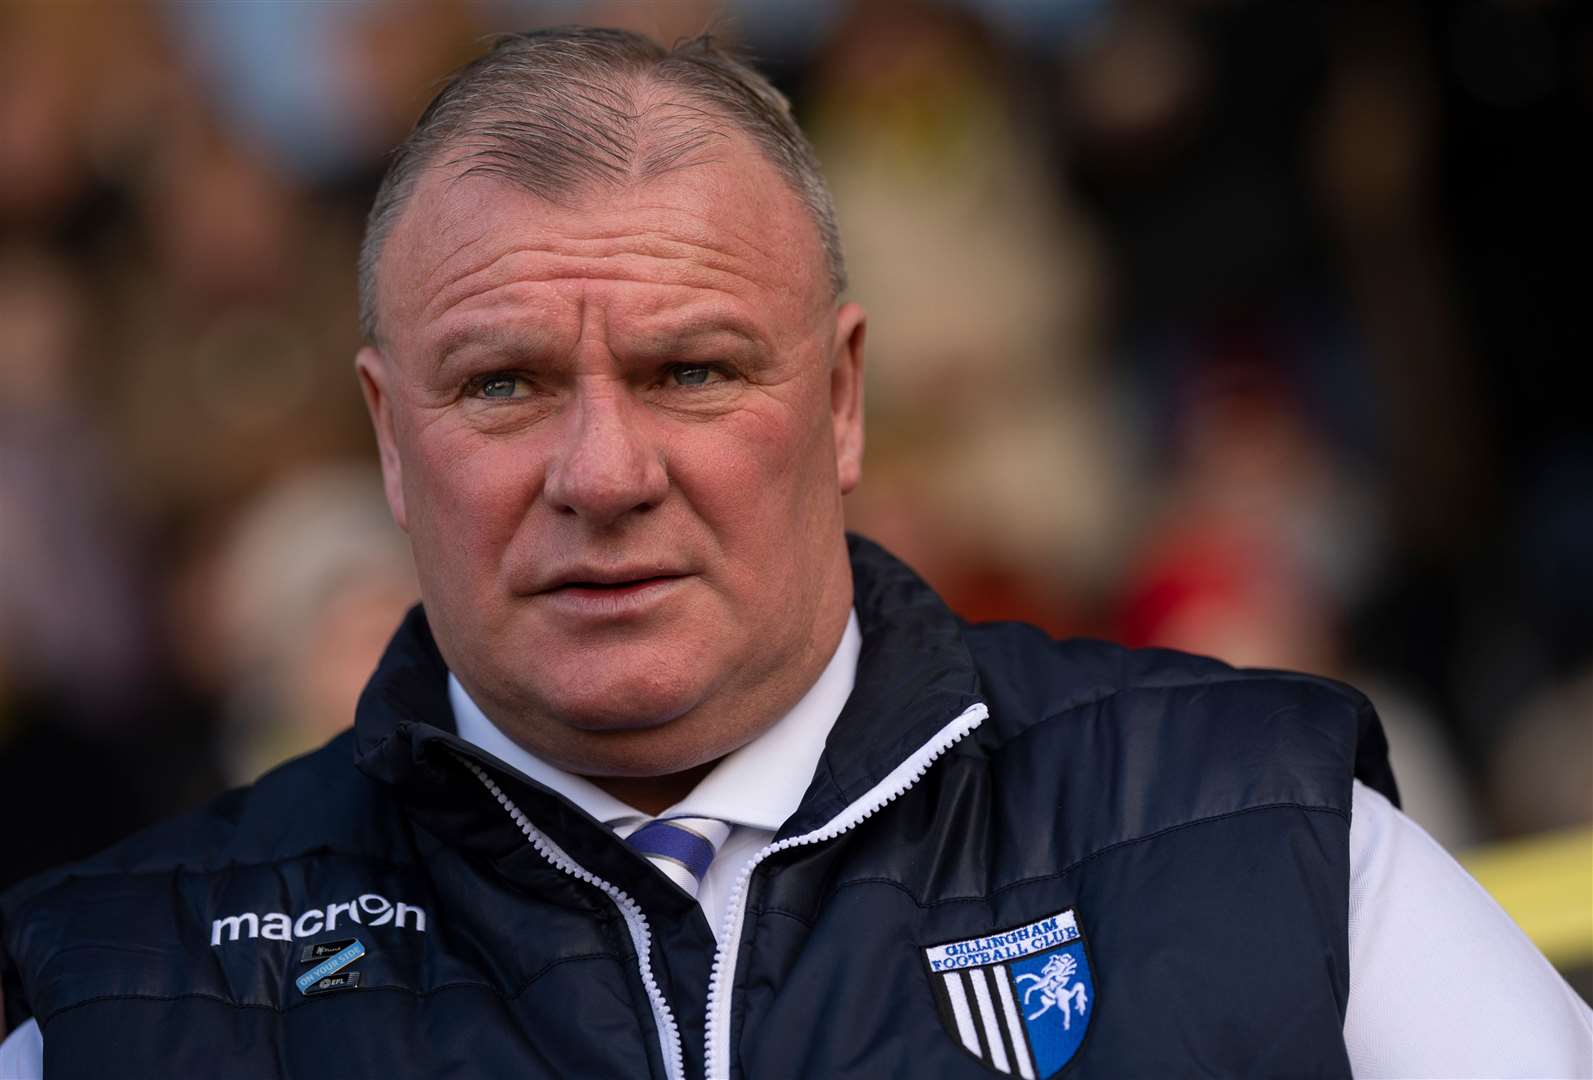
[535,567,690,594]
[530,568,691,619]
[550,575,682,595]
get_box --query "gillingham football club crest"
[922,908,1095,1078]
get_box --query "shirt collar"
[449,610,862,833]
[449,678,641,826]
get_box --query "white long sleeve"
[0,1016,40,1079]
[1344,780,1593,1077]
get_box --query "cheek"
[404,423,538,580]
[670,389,840,550]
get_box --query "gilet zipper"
[702,702,987,1079]
[460,699,986,1080]
[460,758,686,1080]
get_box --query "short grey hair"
[357,26,846,344]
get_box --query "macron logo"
[211,893,427,946]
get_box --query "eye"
[474,374,526,399]
[668,364,720,387]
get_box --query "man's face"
[357,135,865,780]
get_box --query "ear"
[830,302,866,494]
[355,345,408,531]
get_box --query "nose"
[543,382,668,526]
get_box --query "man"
[2,28,1588,1080]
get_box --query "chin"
[534,670,710,734]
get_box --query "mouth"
[547,574,684,596]
[531,569,693,617]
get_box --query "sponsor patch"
[300,938,359,964]
[295,939,365,995]
[302,970,361,996]
[923,909,1094,1078]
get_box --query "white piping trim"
[460,758,685,1080]
[702,702,988,1078]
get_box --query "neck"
[589,761,719,816]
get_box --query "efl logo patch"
[923,908,1094,1078]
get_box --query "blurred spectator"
[0,1,178,246]
[0,244,221,892]
[100,102,373,526]
[187,463,418,785]
[810,0,1127,617]
[0,247,150,717]
[1116,360,1477,848]
[1490,669,1593,839]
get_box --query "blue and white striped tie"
[625,817,732,898]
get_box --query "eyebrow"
[428,317,769,371]
[631,321,766,357]
[429,323,548,369]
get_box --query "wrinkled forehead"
[375,131,832,348]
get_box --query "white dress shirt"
[3,612,1589,1077]
[451,610,864,936]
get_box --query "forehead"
[377,134,829,349]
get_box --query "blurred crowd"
[1,0,1588,963]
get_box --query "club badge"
[923,908,1094,1078]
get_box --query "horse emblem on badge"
[1016,951,1089,1029]
[922,908,1095,1078]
